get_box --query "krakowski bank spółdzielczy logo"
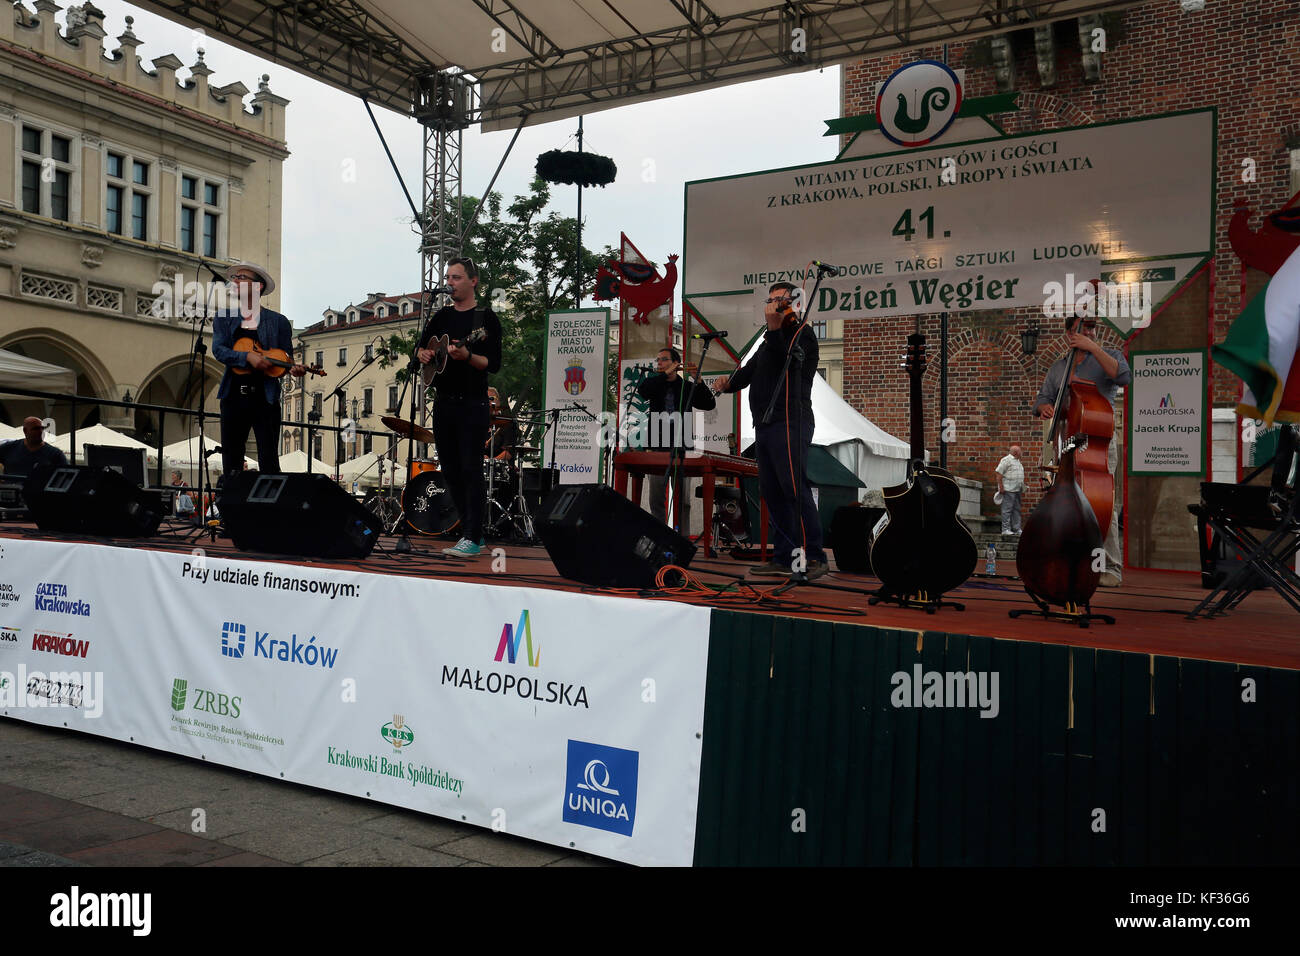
[218,621,338,669]
[562,740,638,837]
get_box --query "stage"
[1,520,1296,866]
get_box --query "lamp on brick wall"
[1020,322,1041,356]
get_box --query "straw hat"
[221,260,276,296]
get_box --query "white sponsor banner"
[684,110,1213,336]
[1128,349,1207,475]
[0,538,711,866]
[543,308,610,484]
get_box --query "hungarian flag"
[1214,244,1300,424]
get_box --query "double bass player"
[1031,313,1131,587]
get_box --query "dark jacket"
[418,305,503,399]
[636,373,716,451]
[212,307,295,403]
[725,322,819,426]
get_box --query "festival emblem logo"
[875,59,963,148]
[564,357,587,396]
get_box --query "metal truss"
[133,0,1142,126]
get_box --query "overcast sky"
[85,1,841,328]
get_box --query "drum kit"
[375,410,555,543]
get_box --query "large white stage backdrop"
[683,109,1215,349]
[0,538,710,866]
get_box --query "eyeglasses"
[764,296,790,305]
[228,273,257,282]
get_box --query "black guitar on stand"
[868,327,977,613]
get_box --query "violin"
[231,336,326,378]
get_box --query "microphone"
[691,330,728,340]
[202,445,222,458]
[811,260,840,275]
[429,285,452,295]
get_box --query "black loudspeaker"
[219,470,383,559]
[23,465,165,537]
[536,483,696,588]
[828,504,886,574]
[85,443,148,487]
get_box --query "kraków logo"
[219,622,338,669]
[562,740,638,836]
[31,630,89,658]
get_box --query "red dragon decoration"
[593,253,679,325]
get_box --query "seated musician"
[486,387,519,460]
[0,417,69,477]
[211,261,306,480]
[637,346,716,530]
[1031,313,1132,587]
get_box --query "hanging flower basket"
[536,149,617,188]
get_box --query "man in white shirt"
[995,444,1025,535]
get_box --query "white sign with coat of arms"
[543,308,610,484]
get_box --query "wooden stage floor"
[4,521,1296,671]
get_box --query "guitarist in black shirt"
[416,257,503,558]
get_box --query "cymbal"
[380,415,435,444]
[510,445,541,454]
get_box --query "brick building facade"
[838,0,1298,567]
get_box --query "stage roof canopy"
[129,0,1140,131]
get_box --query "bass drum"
[403,471,460,536]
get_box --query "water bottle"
[985,542,997,575]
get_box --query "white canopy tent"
[0,347,76,396]
[161,435,257,475]
[737,360,910,495]
[51,423,154,459]
[336,451,406,487]
[0,422,23,441]
[279,449,334,475]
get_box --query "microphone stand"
[329,356,377,480]
[189,263,224,525]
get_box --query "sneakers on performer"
[748,560,789,576]
[443,538,482,558]
[1001,530,1016,536]
[798,560,829,582]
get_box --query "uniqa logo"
[875,59,963,148]
[380,714,413,752]
[221,621,245,658]
[562,740,638,837]
[494,609,539,666]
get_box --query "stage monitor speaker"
[536,483,695,589]
[24,465,165,538]
[828,504,885,574]
[85,443,148,487]
[220,470,382,559]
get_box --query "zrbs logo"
[221,622,246,658]
[171,678,188,712]
[562,740,638,837]
[494,610,539,666]
[170,676,242,717]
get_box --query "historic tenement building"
[0,1,288,445]
[838,0,1298,570]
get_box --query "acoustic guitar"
[231,336,326,378]
[868,329,977,607]
[420,327,488,386]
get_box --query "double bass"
[869,329,977,611]
[1012,321,1117,625]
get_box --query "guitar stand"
[1009,595,1115,628]
[869,589,964,614]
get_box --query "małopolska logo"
[0,626,18,647]
[495,609,539,666]
[875,59,963,148]
[221,622,245,658]
[33,582,91,617]
[562,740,638,837]
[381,714,413,752]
